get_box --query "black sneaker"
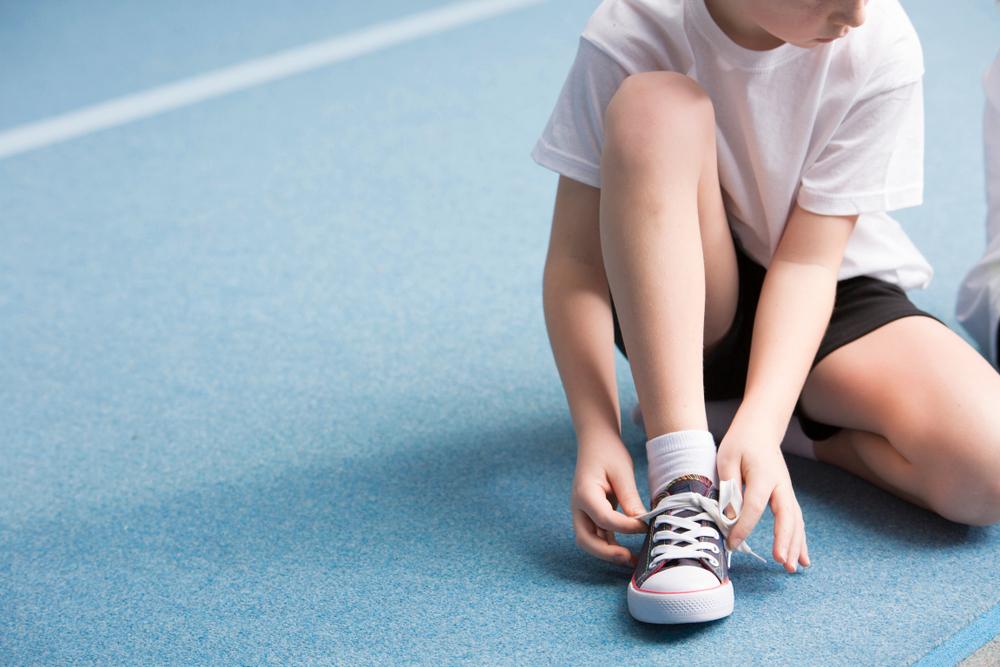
[627,474,752,623]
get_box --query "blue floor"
[2,1,999,664]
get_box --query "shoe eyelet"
[709,558,719,567]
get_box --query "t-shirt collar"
[688,0,811,70]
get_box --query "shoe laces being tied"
[635,479,767,569]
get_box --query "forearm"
[542,256,622,443]
[736,259,838,440]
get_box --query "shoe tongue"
[662,473,716,501]
[650,474,719,575]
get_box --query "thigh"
[798,315,1000,470]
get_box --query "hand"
[571,434,649,568]
[716,421,811,573]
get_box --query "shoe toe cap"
[640,565,720,593]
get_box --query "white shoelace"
[635,479,766,570]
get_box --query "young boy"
[957,50,1000,369]
[531,0,1000,624]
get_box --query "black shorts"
[610,239,946,442]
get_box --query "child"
[531,0,1000,625]
[957,49,1000,369]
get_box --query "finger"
[770,490,796,566]
[774,516,794,568]
[782,512,803,572]
[607,465,649,519]
[573,509,634,565]
[584,486,647,535]
[715,451,742,520]
[800,530,811,568]
[606,524,637,566]
[786,528,802,574]
[715,450,741,488]
[728,482,768,550]
[594,526,634,566]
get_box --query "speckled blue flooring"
[2,1,999,664]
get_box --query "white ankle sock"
[646,429,719,501]
[637,403,817,465]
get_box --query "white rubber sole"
[627,579,734,624]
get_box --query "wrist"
[576,425,625,451]
[577,430,623,450]
[568,402,623,447]
[730,400,790,446]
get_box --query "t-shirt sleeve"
[529,36,631,189]
[797,75,924,217]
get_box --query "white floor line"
[0,0,544,160]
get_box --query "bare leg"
[813,429,931,511]
[799,316,1000,525]
[599,72,738,440]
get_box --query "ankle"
[644,414,709,440]
[646,429,718,500]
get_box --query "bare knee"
[910,425,1000,526]
[966,480,1000,526]
[933,478,1000,527]
[602,72,715,168]
[950,467,1000,526]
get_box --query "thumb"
[608,466,648,519]
[715,447,743,520]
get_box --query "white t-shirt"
[956,51,1000,366]
[530,0,933,290]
